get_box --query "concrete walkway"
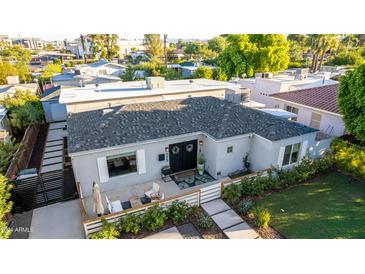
[29,199,85,239]
[144,227,184,239]
[201,199,260,239]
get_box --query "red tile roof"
[271,84,341,114]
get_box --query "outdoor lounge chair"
[105,195,124,214]
[144,182,161,199]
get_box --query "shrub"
[331,138,365,178]
[252,206,270,229]
[167,201,190,225]
[142,205,167,231]
[238,198,253,214]
[0,175,12,239]
[223,183,242,204]
[189,205,199,217]
[119,213,142,235]
[89,220,120,239]
[0,140,19,173]
[197,213,213,230]
[194,66,213,79]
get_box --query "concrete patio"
[29,199,84,239]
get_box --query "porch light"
[199,140,203,146]
[165,147,169,152]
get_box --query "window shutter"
[97,157,109,183]
[137,149,146,174]
[300,140,308,160]
[277,146,285,168]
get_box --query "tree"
[39,63,62,81]
[287,34,309,63]
[338,64,365,141]
[183,41,201,59]
[14,62,31,83]
[208,36,227,54]
[0,89,44,134]
[327,50,365,66]
[90,34,120,60]
[144,34,163,59]
[213,67,227,81]
[0,62,17,84]
[218,34,289,78]
[308,34,339,72]
[0,44,31,63]
[194,66,213,79]
[0,174,12,239]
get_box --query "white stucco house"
[66,96,318,197]
[271,84,345,137]
[75,60,126,78]
[238,69,338,108]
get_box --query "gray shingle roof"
[67,97,317,154]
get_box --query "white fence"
[200,183,222,204]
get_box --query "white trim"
[136,149,146,174]
[277,146,285,167]
[300,140,308,160]
[272,97,343,118]
[96,157,109,183]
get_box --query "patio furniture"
[129,195,143,208]
[145,182,160,198]
[161,166,173,182]
[105,195,124,214]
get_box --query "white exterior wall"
[276,101,345,136]
[71,134,204,197]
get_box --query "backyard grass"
[256,171,365,239]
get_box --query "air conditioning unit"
[146,77,165,90]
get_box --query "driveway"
[29,199,85,239]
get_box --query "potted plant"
[197,154,205,175]
[243,153,250,171]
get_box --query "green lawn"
[256,171,365,239]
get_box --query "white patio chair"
[144,182,160,199]
[105,195,123,214]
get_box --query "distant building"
[65,35,93,59]
[118,39,145,57]
[12,37,44,50]
[238,69,338,108]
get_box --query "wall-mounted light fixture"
[165,147,169,152]
[199,140,203,146]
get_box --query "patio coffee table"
[129,195,143,208]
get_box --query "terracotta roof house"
[271,84,345,137]
[67,96,318,198]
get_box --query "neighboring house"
[0,106,11,143]
[59,78,245,113]
[75,60,126,78]
[11,37,44,50]
[41,86,67,123]
[271,84,345,137]
[118,39,146,57]
[0,82,40,100]
[167,62,215,78]
[67,96,318,196]
[65,35,93,59]
[238,69,338,108]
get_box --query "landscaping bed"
[89,204,225,239]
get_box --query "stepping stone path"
[144,227,184,239]
[177,223,201,239]
[202,199,260,239]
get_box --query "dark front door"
[169,140,197,173]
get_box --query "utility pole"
[163,34,167,66]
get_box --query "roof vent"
[294,68,309,80]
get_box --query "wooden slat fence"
[5,123,40,179]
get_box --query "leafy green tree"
[208,36,227,54]
[0,89,44,134]
[183,41,201,59]
[90,34,120,60]
[287,34,309,63]
[144,34,163,59]
[308,34,339,72]
[327,50,365,66]
[14,62,31,83]
[194,66,213,79]
[0,44,31,63]
[0,62,17,84]
[39,63,62,81]
[0,174,12,239]
[218,34,289,78]
[213,67,227,81]
[338,64,365,141]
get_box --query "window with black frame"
[282,143,301,166]
[106,152,137,177]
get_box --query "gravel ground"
[8,210,33,239]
